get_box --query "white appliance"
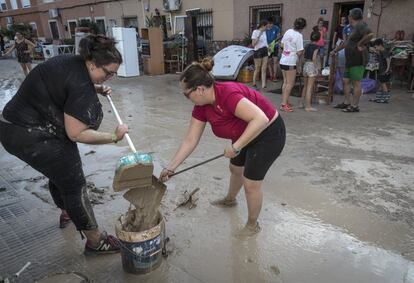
[112,27,139,77]
[212,45,254,80]
[75,32,88,55]
[42,44,59,59]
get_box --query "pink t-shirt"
[316,26,327,47]
[192,82,277,142]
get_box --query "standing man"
[331,8,374,112]
[266,16,280,82]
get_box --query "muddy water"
[1,59,414,282]
[0,80,18,111]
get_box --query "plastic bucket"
[115,210,165,274]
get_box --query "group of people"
[0,32,286,255]
[251,8,389,113]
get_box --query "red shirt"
[192,81,277,142]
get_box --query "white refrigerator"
[112,27,140,77]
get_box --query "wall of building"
[233,0,413,42]
[365,0,414,40]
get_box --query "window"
[48,20,60,39]
[196,9,213,42]
[123,17,138,28]
[67,20,77,38]
[174,15,186,34]
[0,0,8,11]
[78,17,92,31]
[20,0,30,8]
[95,17,106,35]
[10,0,18,10]
[249,4,282,34]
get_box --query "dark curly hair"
[294,18,307,30]
[79,34,122,67]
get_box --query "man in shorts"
[331,8,374,112]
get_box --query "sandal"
[280,103,293,112]
[342,105,360,112]
[334,102,350,109]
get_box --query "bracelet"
[231,144,241,155]
[111,133,118,143]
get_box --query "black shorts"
[269,49,279,58]
[378,73,391,83]
[231,115,286,180]
[280,64,296,71]
[254,47,268,59]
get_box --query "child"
[300,28,320,111]
[373,38,391,103]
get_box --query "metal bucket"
[115,210,165,274]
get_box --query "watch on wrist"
[231,144,241,155]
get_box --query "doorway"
[330,1,364,48]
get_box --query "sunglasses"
[101,66,117,78]
[183,87,197,98]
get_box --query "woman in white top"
[279,18,306,112]
[251,20,269,89]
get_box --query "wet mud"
[122,177,166,232]
[1,60,413,282]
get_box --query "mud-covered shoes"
[236,222,262,238]
[210,197,238,207]
[84,231,121,254]
[59,210,71,228]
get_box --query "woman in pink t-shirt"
[160,58,286,237]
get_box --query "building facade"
[1,0,413,43]
[234,0,414,42]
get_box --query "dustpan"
[107,95,154,192]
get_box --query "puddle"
[0,79,18,112]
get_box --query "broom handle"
[106,95,137,153]
[170,154,224,177]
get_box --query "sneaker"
[210,197,237,207]
[84,231,120,254]
[334,102,350,109]
[280,103,293,112]
[59,210,71,229]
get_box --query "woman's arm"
[312,48,319,65]
[64,113,128,144]
[332,32,338,49]
[2,44,15,56]
[24,39,35,53]
[230,98,270,154]
[164,117,206,172]
[385,57,391,73]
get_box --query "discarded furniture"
[141,27,165,75]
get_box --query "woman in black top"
[0,35,128,254]
[2,32,35,76]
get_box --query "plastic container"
[116,210,165,274]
